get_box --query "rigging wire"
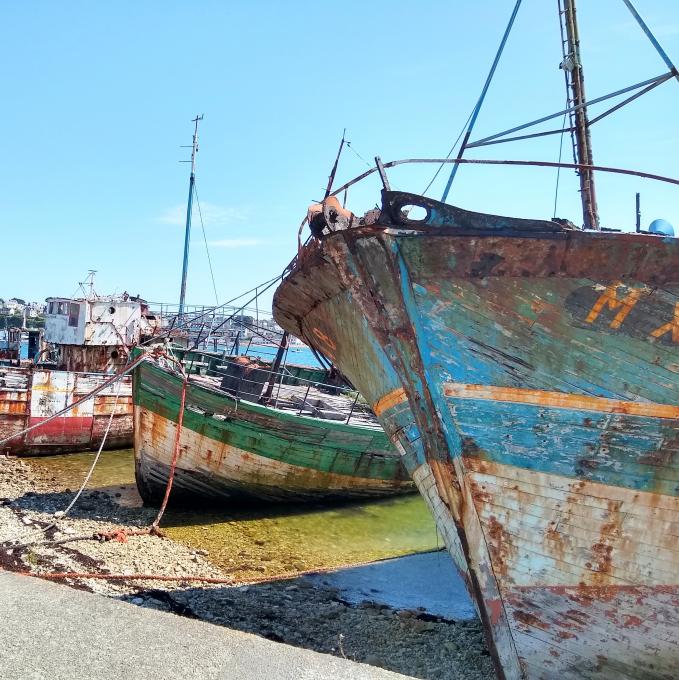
[345,141,373,168]
[140,274,283,344]
[187,276,282,350]
[421,109,474,196]
[193,183,220,306]
[552,110,568,218]
[193,182,220,347]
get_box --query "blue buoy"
[648,218,675,236]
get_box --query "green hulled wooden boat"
[133,352,415,504]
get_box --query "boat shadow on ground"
[118,562,492,680]
[7,484,403,530]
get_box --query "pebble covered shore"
[0,455,494,680]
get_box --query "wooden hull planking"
[133,357,414,503]
[273,193,679,678]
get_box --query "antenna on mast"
[178,114,204,319]
[560,0,600,230]
[79,270,98,300]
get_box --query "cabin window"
[68,303,79,327]
[57,301,67,315]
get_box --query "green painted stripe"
[133,358,407,483]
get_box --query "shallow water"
[306,550,476,620]
[24,449,441,578]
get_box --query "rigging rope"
[187,276,282,351]
[421,109,474,197]
[151,369,188,530]
[56,366,125,519]
[2,354,133,548]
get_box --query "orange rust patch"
[2,400,27,415]
[429,459,462,522]
[513,609,550,631]
[557,631,577,640]
[622,614,643,628]
[544,523,566,563]
[589,499,623,583]
[468,478,492,505]
[487,597,503,626]
[311,327,336,353]
[486,515,515,578]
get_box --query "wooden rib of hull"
[273,205,679,678]
[0,366,132,455]
[133,357,414,503]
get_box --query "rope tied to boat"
[1,348,187,549]
[151,364,188,531]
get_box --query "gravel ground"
[0,455,494,680]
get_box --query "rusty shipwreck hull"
[0,365,132,455]
[273,191,679,679]
[133,355,415,504]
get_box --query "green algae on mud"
[22,449,439,581]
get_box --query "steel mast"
[561,0,600,230]
[178,115,203,318]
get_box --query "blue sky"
[2,1,678,311]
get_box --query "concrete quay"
[0,571,413,680]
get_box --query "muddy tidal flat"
[0,453,494,680]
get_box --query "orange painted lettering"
[585,282,642,329]
[650,302,679,342]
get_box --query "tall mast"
[561,0,600,230]
[178,115,203,318]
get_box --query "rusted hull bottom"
[407,453,679,679]
[134,407,412,504]
[0,369,132,455]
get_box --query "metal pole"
[561,0,600,230]
[441,0,523,202]
[298,382,312,416]
[261,331,289,403]
[178,115,203,318]
[636,192,641,232]
[621,0,679,83]
[345,392,360,425]
[325,129,347,198]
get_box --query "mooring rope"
[1,348,187,550]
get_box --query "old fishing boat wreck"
[274,2,679,678]
[132,116,411,504]
[133,346,413,503]
[0,282,157,455]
